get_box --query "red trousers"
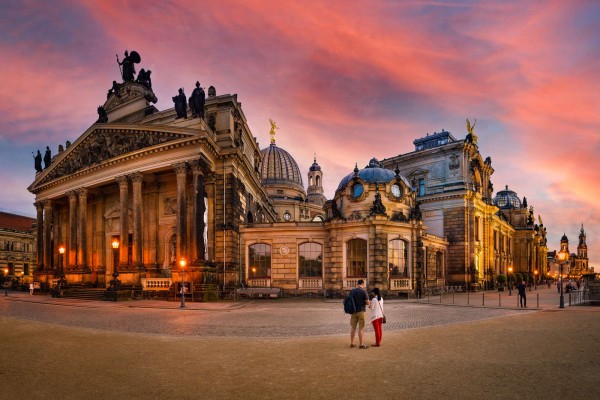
[372,318,383,346]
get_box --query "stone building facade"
[0,212,37,283]
[382,129,548,287]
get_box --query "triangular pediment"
[104,82,157,113]
[30,126,190,189]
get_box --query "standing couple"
[349,280,385,349]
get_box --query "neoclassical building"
[28,55,549,296]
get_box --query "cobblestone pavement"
[1,287,598,400]
[0,290,541,338]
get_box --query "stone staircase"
[61,288,106,301]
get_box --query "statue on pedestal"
[43,146,51,169]
[33,150,42,172]
[116,50,141,82]
[172,88,187,119]
[189,81,205,119]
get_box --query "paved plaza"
[1,286,598,399]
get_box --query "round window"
[283,211,291,221]
[353,183,363,198]
[391,184,402,198]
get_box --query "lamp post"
[179,259,187,308]
[58,246,67,287]
[558,250,568,309]
[534,270,538,290]
[110,239,120,289]
[3,268,8,296]
[508,266,513,296]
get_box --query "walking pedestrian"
[349,280,370,349]
[29,283,34,295]
[369,288,384,347]
[517,280,527,307]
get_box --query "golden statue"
[466,118,477,135]
[466,118,478,144]
[269,118,279,144]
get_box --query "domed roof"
[493,185,522,209]
[309,156,321,172]
[259,143,304,192]
[561,233,569,242]
[337,158,410,191]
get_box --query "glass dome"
[493,185,522,209]
[259,143,305,193]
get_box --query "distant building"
[0,211,37,283]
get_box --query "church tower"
[307,155,326,207]
[573,224,590,276]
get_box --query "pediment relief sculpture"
[42,130,186,183]
[105,81,157,111]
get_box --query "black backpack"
[343,293,357,314]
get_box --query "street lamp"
[508,266,513,296]
[58,246,67,287]
[179,259,187,308]
[3,268,8,296]
[534,270,538,290]
[558,250,568,309]
[110,239,121,289]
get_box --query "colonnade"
[34,157,215,276]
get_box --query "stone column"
[173,163,188,262]
[205,173,216,261]
[130,172,144,269]
[77,188,88,269]
[43,200,52,269]
[35,202,44,269]
[67,191,78,268]
[115,175,129,268]
[190,160,206,262]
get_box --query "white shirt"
[369,297,384,322]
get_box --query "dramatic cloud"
[1,0,598,266]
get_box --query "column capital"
[173,162,188,176]
[76,187,88,198]
[34,201,44,210]
[115,175,129,188]
[129,171,144,183]
[66,190,78,200]
[42,199,52,209]
[190,158,208,175]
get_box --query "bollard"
[452,293,455,304]
[537,293,539,308]
[440,292,442,304]
[467,291,470,305]
[499,293,501,307]
[482,293,485,306]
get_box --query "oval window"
[353,183,363,198]
[391,184,402,198]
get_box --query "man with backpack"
[348,279,370,349]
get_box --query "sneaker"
[359,345,369,349]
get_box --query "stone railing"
[247,278,271,288]
[299,278,322,289]
[390,278,411,290]
[343,278,367,290]
[141,278,172,290]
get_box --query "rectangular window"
[418,179,425,196]
[475,217,480,241]
[347,239,367,277]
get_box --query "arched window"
[436,251,444,277]
[298,242,322,277]
[316,176,320,186]
[389,239,408,277]
[347,239,367,277]
[248,243,271,277]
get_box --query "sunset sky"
[1,0,598,267]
